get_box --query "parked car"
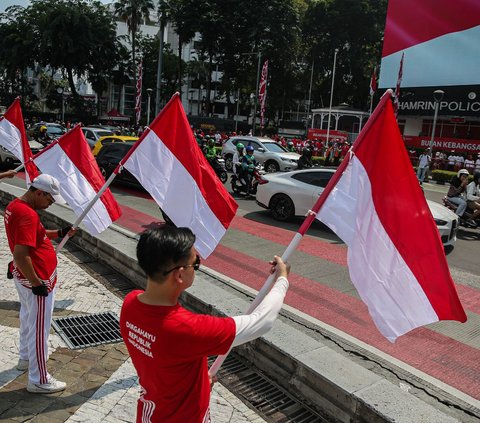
[92,135,138,156]
[256,168,459,247]
[222,136,300,173]
[95,141,141,188]
[0,140,44,169]
[28,122,66,140]
[81,127,114,149]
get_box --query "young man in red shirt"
[120,226,290,423]
[4,174,73,393]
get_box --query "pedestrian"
[4,174,75,393]
[475,153,480,173]
[416,149,431,184]
[120,226,290,423]
[0,169,17,179]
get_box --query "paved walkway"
[0,224,266,423]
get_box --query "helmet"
[236,142,244,151]
[287,141,294,147]
[458,169,469,178]
[208,138,215,146]
[303,147,312,158]
[39,125,47,133]
[245,145,254,153]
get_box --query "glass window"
[263,142,288,153]
[291,171,333,187]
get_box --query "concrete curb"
[0,183,475,423]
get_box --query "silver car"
[81,127,115,149]
[0,140,44,168]
[222,136,300,173]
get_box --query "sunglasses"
[163,254,201,276]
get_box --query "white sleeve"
[466,182,480,201]
[231,277,289,347]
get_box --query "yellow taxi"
[92,135,138,156]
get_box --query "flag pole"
[56,171,118,252]
[209,90,394,377]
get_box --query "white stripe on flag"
[34,144,114,235]
[0,118,23,162]
[317,157,438,341]
[123,131,227,258]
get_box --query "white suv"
[222,136,300,173]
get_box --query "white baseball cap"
[31,174,66,204]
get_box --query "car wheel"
[265,160,279,173]
[270,194,295,221]
[219,171,228,184]
[224,154,233,171]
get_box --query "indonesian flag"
[33,125,121,235]
[120,93,238,258]
[316,92,466,342]
[393,53,404,115]
[135,60,143,126]
[0,98,39,183]
[258,60,268,127]
[369,66,377,96]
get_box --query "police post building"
[378,0,480,156]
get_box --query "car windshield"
[263,142,288,153]
[96,131,114,137]
[48,126,66,135]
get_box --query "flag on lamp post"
[135,60,143,126]
[369,66,377,96]
[258,60,268,128]
[393,53,404,115]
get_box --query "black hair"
[137,226,196,281]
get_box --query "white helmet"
[458,169,469,178]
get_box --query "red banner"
[258,60,268,128]
[404,135,480,153]
[307,128,348,142]
[135,60,143,126]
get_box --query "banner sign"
[404,135,480,153]
[307,128,348,142]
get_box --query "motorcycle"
[231,165,265,196]
[442,196,479,228]
[209,156,228,183]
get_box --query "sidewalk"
[0,224,266,423]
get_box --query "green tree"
[114,0,155,90]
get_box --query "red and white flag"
[369,66,377,96]
[33,125,121,235]
[119,93,238,258]
[316,92,466,342]
[0,98,39,183]
[135,60,143,125]
[393,53,404,115]
[258,60,268,127]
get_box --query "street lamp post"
[146,88,153,124]
[326,49,339,145]
[56,87,65,123]
[429,90,445,156]
[306,59,314,135]
[235,88,240,133]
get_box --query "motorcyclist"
[447,169,470,225]
[37,125,50,146]
[297,147,313,170]
[205,138,217,161]
[466,171,480,224]
[241,145,257,195]
[232,142,245,179]
[286,141,296,153]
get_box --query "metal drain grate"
[209,354,330,423]
[52,312,122,349]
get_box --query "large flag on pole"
[393,53,404,115]
[0,98,39,183]
[33,125,122,235]
[119,93,238,258]
[135,60,143,126]
[258,60,269,128]
[317,91,466,341]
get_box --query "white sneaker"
[16,359,29,371]
[27,376,66,394]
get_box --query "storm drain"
[52,312,122,349]
[209,354,330,423]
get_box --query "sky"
[1,1,112,12]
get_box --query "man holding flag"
[4,174,75,393]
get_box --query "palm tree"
[114,0,154,88]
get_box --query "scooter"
[442,196,479,228]
[209,156,228,183]
[231,165,265,197]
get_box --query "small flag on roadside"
[258,60,269,128]
[369,66,377,96]
[119,93,238,258]
[0,98,39,183]
[33,125,122,235]
[135,60,143,125]
[393,53,404,115]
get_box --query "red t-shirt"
[4,198,57,290]
[120,290,236,423]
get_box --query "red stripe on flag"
[56,125,121,220]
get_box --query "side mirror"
[258,147,265,152]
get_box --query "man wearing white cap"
[4,174,74,393]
